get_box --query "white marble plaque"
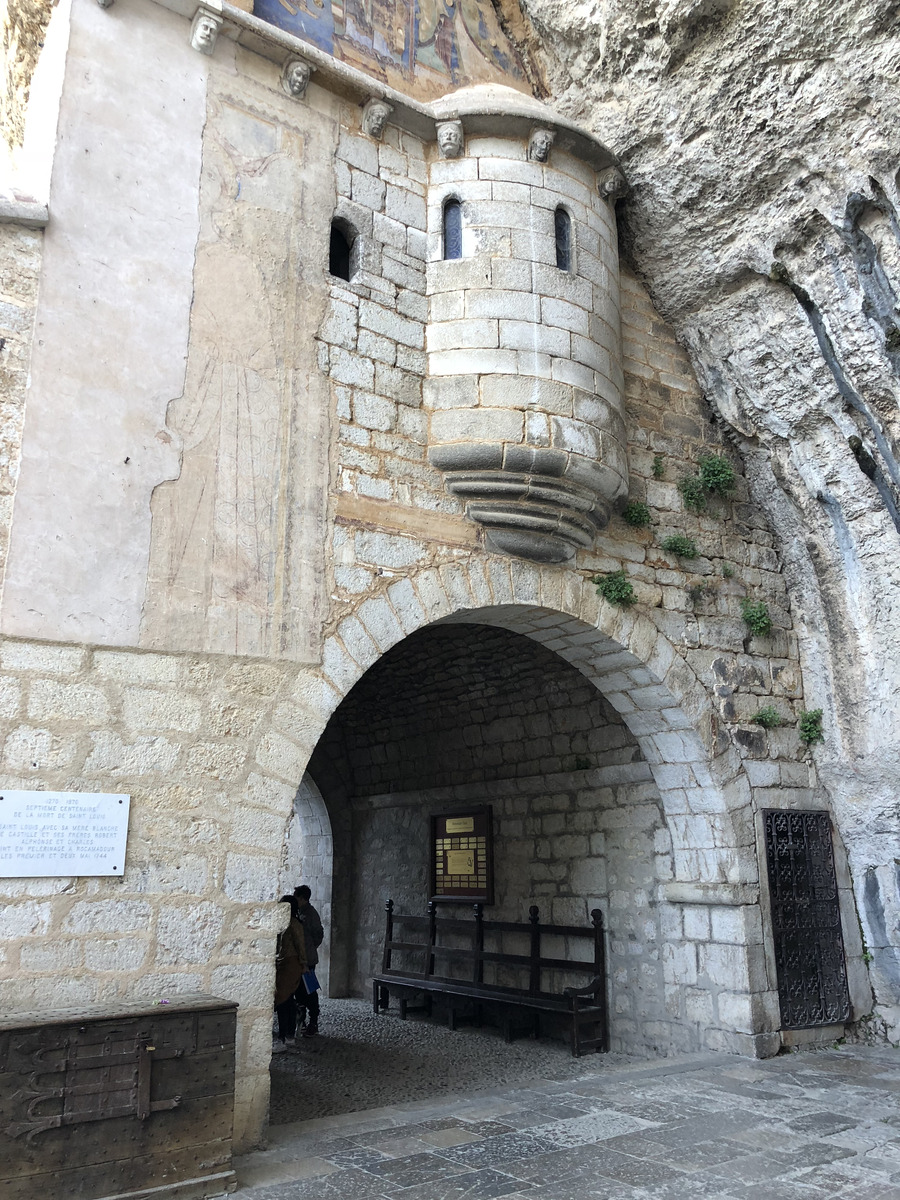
[0,790,130,877]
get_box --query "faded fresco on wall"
[252,0,528,98]
[142,76,332,663]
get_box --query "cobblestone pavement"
[230,1039,900,1199]
[268,998,635,1124]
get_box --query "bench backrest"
[379,899,605,998]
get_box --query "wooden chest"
[0,994,237,1200]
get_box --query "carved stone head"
[282,58,312,99]
[436,120,464,159]
[190,8,222,55]
[529,127,555,162]
[362,99,392,139]
[598,166,628,200]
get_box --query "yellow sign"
[445,849,475,875]
[445,817,475,834]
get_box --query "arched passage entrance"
[281,577,776,1060]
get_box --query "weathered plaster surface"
[0,223,41,589]
[521,0,900,1037]
[142,42,332,661]
[1,0,201,645]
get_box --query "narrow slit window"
[555,206,572,271]
[330,220,354,280]
[443,199,462,261]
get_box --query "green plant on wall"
[722,562,735,578]
[687,581,713,606]
[740,597,772,636]
[622,501,651,528]
[593,569,636,606]
[698,454,736,497]
[678,475,707,513]
[652,454,665,479]
[661,534,698,559]
[798,708,824,745]
[753,705,783,729]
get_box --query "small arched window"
[330,219,356,281]
[554,206,572,272]
[443,199,462,261]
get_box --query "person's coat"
[274,915,308,1005]
[297,902,324,968]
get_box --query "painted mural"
[253,0,528,99]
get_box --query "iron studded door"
[763,810,851,1029]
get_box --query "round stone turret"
[424,86,627,563]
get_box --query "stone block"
[682,904,710,940]
[122,687,203,733]
[84,936,150,971]
[223,853,281,904]
[429,291,464,323]
[698,941,750,990]
[423,375,479,410]
[550,416,602,460]
[385,184,427,229]
[84,731,179,776]
[477,153,542,183]
[319,298,358,349]
[356,328,395,366]
[353,531,428,568]
[27,679,110,724]
[491,258,533,291]
[429,348,518,377]
[359,299,424,349]
[426,258,492,293]
[541,296,590,335]
[3,725,77,771]
[0,675,20,719]
[353,391,396,431]
[428,318,499,351]
[157,901,223,965]
[20,938,83,970]
[0,900,52,937]
[329,345,374,389]
[2,642,86,675]
[717,990,754,1031]
[351,169,386,211]
[499,319,570,357]
[429,157,479,185]
[64,900,151,934]
[465,288,541,322]
[254,729,311,783]
[550,356,595,393]
[336,132,378,175]
[533,263,595,309]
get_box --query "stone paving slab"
[226,1045,900,1199]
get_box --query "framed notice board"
[431,806,494,904]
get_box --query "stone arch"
[308,561,757,895]
[258,556,776,1058]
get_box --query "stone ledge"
[663,881,759,906]
[0,198,49,228]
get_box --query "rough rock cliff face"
[520,0,900,1037]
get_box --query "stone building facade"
[0,0,890,1153]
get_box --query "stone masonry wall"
[350,769,673,1058]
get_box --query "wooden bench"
[372,899,608,1056]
